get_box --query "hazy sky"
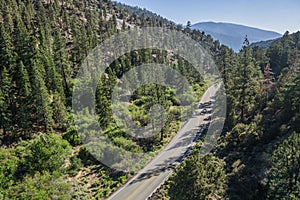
[116,0,300,34]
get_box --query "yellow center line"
[125,175,154,200]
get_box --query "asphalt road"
[108,85,218,200]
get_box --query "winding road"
[108,85,219,200]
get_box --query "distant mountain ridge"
[250,38,279,50]
[191,22,282,52]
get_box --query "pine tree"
[53,31,71,99]
[71,20,89,66]
[15,61,32,132]
[169,153,227,199]
[186,21,191,28]
[267,132,300,199]
[30,60,53,131]
[0,25,16,74]
[229,38,263,124]
[0,25,15,135]
[0,67,12,135]
[261,63,276,104]
[39,47,65,99]
[13,15,37,68]
[96,76,113,129]
[216,45,237,87]
[51,92,68,130]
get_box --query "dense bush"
[24,134,72,173]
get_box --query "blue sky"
[116,0,300,34]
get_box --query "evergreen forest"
[0,0,299,199]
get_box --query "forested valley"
[0,0,299,199]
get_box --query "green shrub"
[7,171,72,200]
[112,136,141,152]
[63,126,82,146]
[24,134,71,174]
[68,156,83,176]
[78,147,99,166]
[0,148,19,194]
